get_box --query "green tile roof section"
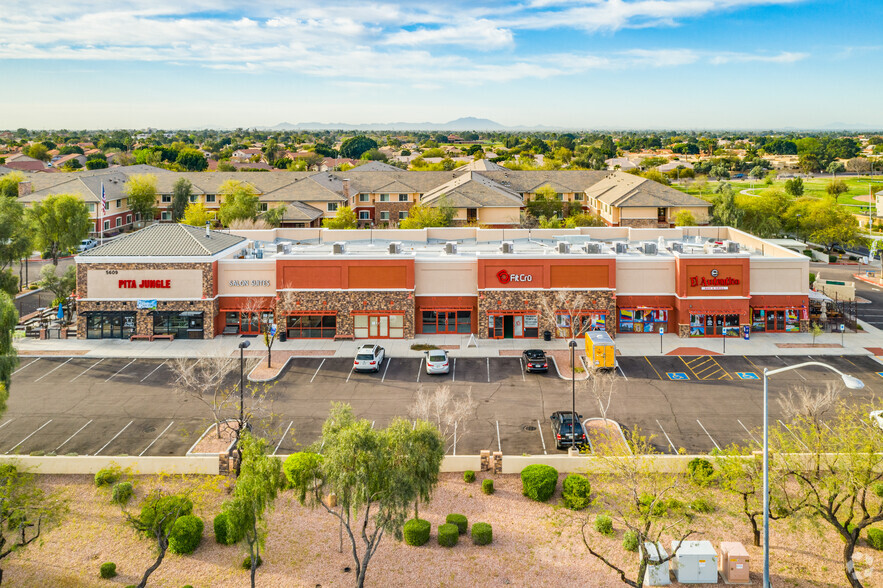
[79,223,246,257]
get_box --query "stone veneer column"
[477,290,616,339]
[276,290,415,338]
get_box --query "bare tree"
[777,381,841,426]
[539,290,605,345]
[172,354,237,439]
[582,367,619,423]
[240,298,279,368]
[409,385,476,453]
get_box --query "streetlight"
[236,340,250,476]
[569,339,577,453]
[761,361,864,588]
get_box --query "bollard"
[480,450,490,472]
[492,451,503,475]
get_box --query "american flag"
[101,182,107,212]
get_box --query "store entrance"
[488,313,539,339]
[85,312,136,339]
[690,314,740,337]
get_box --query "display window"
[618,308,668,333]
[353,313,404,339]
[225,311,273,335]
[285,314,336,338]
[751,308,800,333]
[690,313,740,337]
[153,311,204,339]
[86,312,136,339]
[555,311,607,338]
[487,312,539,339]
[421,310,471,334]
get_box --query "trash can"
[279,331,287,342]
[543,330,552,341]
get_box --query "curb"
[549,355,589,381]
[583,418,632,455]
[246,354,293,382]
[186,420,238,457]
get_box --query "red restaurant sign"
[119,279,171,289]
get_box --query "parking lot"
[6,353,882,457]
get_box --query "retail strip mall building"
[75,224,810,341]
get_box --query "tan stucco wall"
[617,259,677,294]
[415,260,478,296]
[218,260,276,296]
[670,206,711,224]
[620,206,661,219]
[750,259,809,294]
[478,207,520,225]
[86,269,203,299]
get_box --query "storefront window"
[86,312,136,339]
[618,309,667,333]
[752,308,800,333]
[488,314,539,339]
[286,314,336,338]
[153,311,204,339]
[555,312,606,338]
[690,314,740,337]
[353,313,405,338]
[421,310,471,334]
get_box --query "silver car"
[353,344,385,372]
[425,349,450,375]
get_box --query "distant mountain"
[264,117,551,132]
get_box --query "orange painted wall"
[277,259,414,290]
[477,259,615,289]
[676,258,749,298]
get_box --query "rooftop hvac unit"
[658,236,666,250]
[727,240,740,253]
[445,241,458,255]
[643,242,658,255]
[332,242,346,255]
[276,242,285,254]
[671,242,683,253]
[703,242,714,254]
[501,241,515,254]
[388,242,402,254]
[283,243,291,254]
[615,242,628,254]
[583,242,602,254]
[557,241,571,254]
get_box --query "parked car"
[522,349,548,373]
[78,238,98,252]
[549,411,587,450]
[353,344,385,372]
[425,349,450,375]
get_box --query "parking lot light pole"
[236,340,250,476]
[569,339,577,451]
[761,361,864,588]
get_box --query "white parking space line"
[452,358,456,382]
[5,420,52,454]
[776,356,806,380]
[495,420,501,452]
[656,419,677,454]
[0,420,12,431]
[381,359,391,382]
[486,358,490,383]
[696,419,721,451]
[139,421,174,456]
[106,359,136,382]
[71,358,104,382]
[34,358,72,382]
[309,359,325,383]
[55,419,93,452]
[93,420,133,456]
[737,419,761,447]
[345,363,355,383]
[416,358,424,383]
[371,420,375,429]
[273,421,293,456]
[537,419,547,455]
[140,359,167,383]
[616,361,628,381]
[175,358,200,383]
[519,358,525,381]
[12,358,39,376]
[452,422,458,455]
[778,419,810,450]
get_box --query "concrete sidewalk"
[13,320,883,359]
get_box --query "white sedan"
[425,349,450,375]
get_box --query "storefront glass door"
[354,314,404,339]
[86,312,136,339]
[488,313,538,339]
[752,308,800,333]
[690,314,740,337]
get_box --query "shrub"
[874,483,883,498]
[687,458,715,486]
[594,514,613,536]
[169,515,204,555]
[99,562,117,579]
[139,495,193,535]
[463,470,475,483]
[403,518,431,546]
[112,482,134,505]
[242,555,262,569]
[472,522,492,546]
[213,511,242,545]
[623,530,639,552]
[446,514,468,535]
[690,497,715,513]
[561,474,591,510]
[520,464,558,502]
[482,479,494,495]
[94,466,121,487]
[867,528,883,550]
[283,452,323,503]
[829,255,838,263]
[438,523,459,547]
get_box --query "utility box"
[642,542,671,586]
[671,540,718,584]
[719,541,750,584]
[585,331,616,369]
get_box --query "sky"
[1,0,882,130]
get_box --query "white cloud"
[709,51,808,64]
[383,19,514,50]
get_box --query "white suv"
[354,344,385,372]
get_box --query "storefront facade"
[76,226,811,340]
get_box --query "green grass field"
[674,175,883,209]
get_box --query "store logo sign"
[229,280,271,287]
[118,279,171,289]
[690,269,739,291]
[496,270,533,284]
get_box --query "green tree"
[749,165,766,180]
[85,159,108,170]
[641,169,671,186]
[124,174,158,225]
[222,432,283,588]
[784,177,804,196]
[674,210,697,226]
[711,186,743,227]
[710,165,730,180]
[0,293,18,412]
[0,172,25,198]
[564,212,606,228]
[798,153,821,174]
[175,149,208,171]
[399,200,455,229]
[170,178,191,222]
[0,463,67,584]
[0,198,31,296]
[123,490,195,588]
[218,181,260,226]
[25,143,49,162]
[181,203,214,227]
[786,197,864,252]
[285,404,444,588]
[262,205,286,227]
[339,136,379,160]
[739,188,789,237]
[322,206,357,229]
[526,186,563,219]
[27,194,91,265]
[827,161,846,177]
[826,179,848,197]
[37,265,76,323]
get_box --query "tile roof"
[454,158,508,173]
[282,201,324,222]
[79,223,245,257]
[585,173,710,208]
[351,160,401,172]
[421,172,524,208]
